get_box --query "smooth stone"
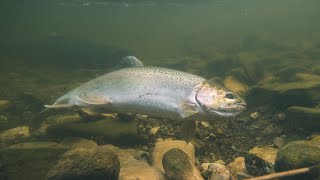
[149,126,160,135]
[227,157,247,174]
[286,106,320,131]
[150,140,195,172]
[0,100,12,111]
[273,137,285,149]
[199,121,211,129]
[249,112,260,120]
[47,147,120,180]
[162,148,203,180]
[209,163,231,180]
[214,159,226,166]
[200,163,215,171]
[60,137,98,149]
[0,142,70,180]
[102,144,149,168]
[275,136,320,172]
[119,166,167,180]
[273,112,286,121]
[1,126,30,145]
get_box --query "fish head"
[195,81,246,117]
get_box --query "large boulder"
[0,142,70,180]
[46,147,120,180]
[102,144,149,168]
[286,106,320,131]
[246,74,320,109]
[162,148,203,180]
[0,126,30,145]
[150,140,195,172]
[275,136,320,172]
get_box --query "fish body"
[46,56,246,123]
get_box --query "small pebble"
[250,112,260,120]
[274,112,286,121]
[273,137,284,148]
[149,127,160,135]
[0,115,8,123]
[214,159,226,165]
[22,111,33,120]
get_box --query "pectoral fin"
[77,91,110,106]
[180,102,198,118]
[180,120,197,144]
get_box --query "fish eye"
[226,92,235,99]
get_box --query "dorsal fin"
[116,56,144,69]
[207,77,225,87]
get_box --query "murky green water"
[1,0,320,65]
[0,0,320,179]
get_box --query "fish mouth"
[235,102,246,110]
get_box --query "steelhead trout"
[45,56,246,142]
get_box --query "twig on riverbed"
[245,164,320,180]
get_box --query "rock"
[0,100,11,112]
[238,52,266,83]
[209,163,231,180]
[47,115,145,145]
[249,112,260,120]
[0,114,8,124]
[249,147,277,165]
[246,78,320,109]
[223,76,248,94]
[162,148,203,180]
[227,157,247,174]
[214,160,226,165]
[47,147,120,180]
[293,73,320,81]
[246,147,277,176]
[103,144,149,168]
[0,142,70,180]
[275,136,320,172]
[119,166,167,180]
[1,126,30,145]
[60,137,98,149]
[286,106,320,131]
[200,163,215,171]
[273,112,286,122]
[150,140,195,172]
[276,67,309,82]
[149,126,160,135]
[199,121,211,129]
[273,137,285,149]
